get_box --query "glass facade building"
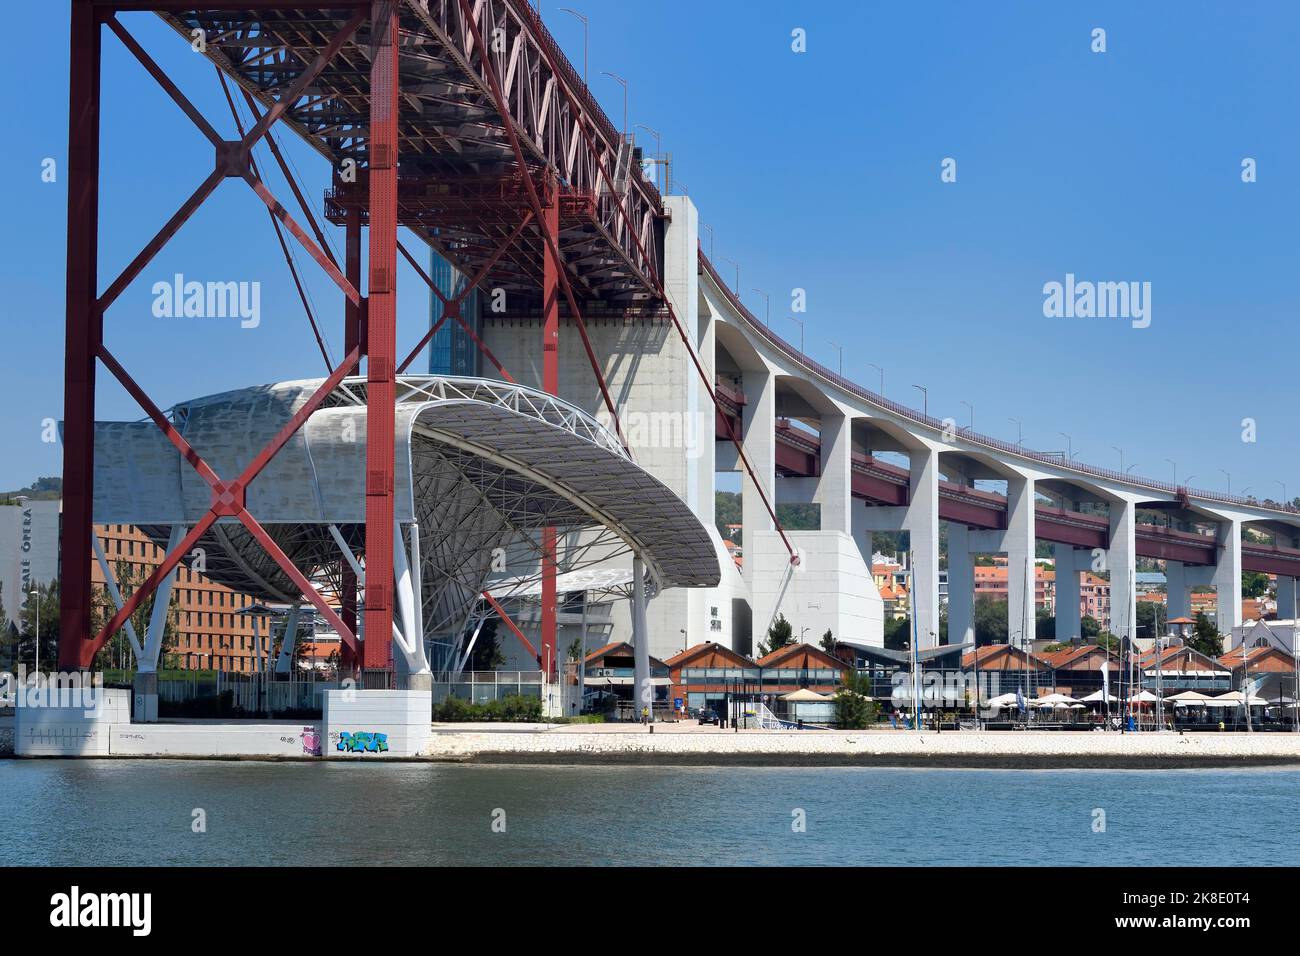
[427,251,482,376]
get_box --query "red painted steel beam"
[58,0,103,668]
[395,223,529,379]
[344,204,363,357]
[362,0,400,673]
[454,0,627,450]
[481,591,540,663]
[540,196,560,679]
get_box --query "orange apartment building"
[92,523,266,673]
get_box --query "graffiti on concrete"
[302,727,321,756]
[336,731,389,754]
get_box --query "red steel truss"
[59,0,795,675]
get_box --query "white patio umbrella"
[1081,690,1118,703]
[1128,690,1160,703]
[1210,691,1269,706]
[1036,693,1082,707]
[1164,691,1214,705]
[985,693,1020,709]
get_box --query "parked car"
[697,708,719,726]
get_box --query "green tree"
[1081,615,1101,639]
[1188,612,1224,659]
[1136,601,1167,640]
[820,628,836,655]
[1035,608,1055,640]
[834,668,880,729]
[760,613,794,657]
[1242,572,1269,600]
[973,597,1008,646]
[17,581,60,672]
[883,616,910,651]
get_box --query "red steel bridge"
[58,0,1300,673]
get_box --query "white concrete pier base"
[15,688,130,756]
[133,672,158,723]
[322,688,432,757]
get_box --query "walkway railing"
[699,253,1299,517]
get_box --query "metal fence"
[431,671,544,705]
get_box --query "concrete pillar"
[908,446,941,649]
[274,603,302,675]
[1277,576,1298,622]
[740,367,776,588]
[1006,476,1037,650]
[817,412,851,532]
[1212,517,1243,631]
[1054,544,1081,642]
[1165,560,1191,621]
[1108,499,1138,644]
[947,522,974,647]
[631,555,651,721]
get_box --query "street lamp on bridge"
[1112,445,1125,475]
[1166,458,1178,487]
[1008,417,1022,448]
[751,288,770,325]
[786,316,805,355]
[601,71,628,139]
[557,8,588,86]
[912,384,928,419]
[1059,432,1074,464]
[960,400,973,433]
[635,123,662,191]
[1219,469,1231,495]
[868,363,884,396]
[826,340,843,377]
[720,256,740,294]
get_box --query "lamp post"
[720,256,740,294]
[1112,445,1125,475]
[960,400,974,433]
[1008,417,1022,447]
[601,71,627,138]
[827,340,843,378]
[1219,469,1231,495]
[702,224,714,260]
[635,123,661,190]
[868,363,884,396]
[557,8,588,86]
[912,384,928,419]
[1059,432,1074,464]
[751,288,770,326]
[786,316,804,355]
[1165,458,1178,487]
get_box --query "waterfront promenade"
[6,713,1300,767]
[423,723,1300,768]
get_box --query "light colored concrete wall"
[749,529,883,649]
[948,522,974,646]
[322,689,432,757]
[111,722,321,757]
[14,688,130,756]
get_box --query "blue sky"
[2,0,1297,498]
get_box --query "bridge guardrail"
[699,253,1298,518]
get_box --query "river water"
[1,760,1295,866]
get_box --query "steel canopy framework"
[91,375,719,668]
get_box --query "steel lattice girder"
[155,0,664,307]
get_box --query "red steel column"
[340,203,362,678]
[540,194,560,678]
[59,0,102,669]
[362,0,399,674]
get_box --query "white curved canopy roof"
[92,376,719,613]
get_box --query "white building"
[0,497,61,633]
